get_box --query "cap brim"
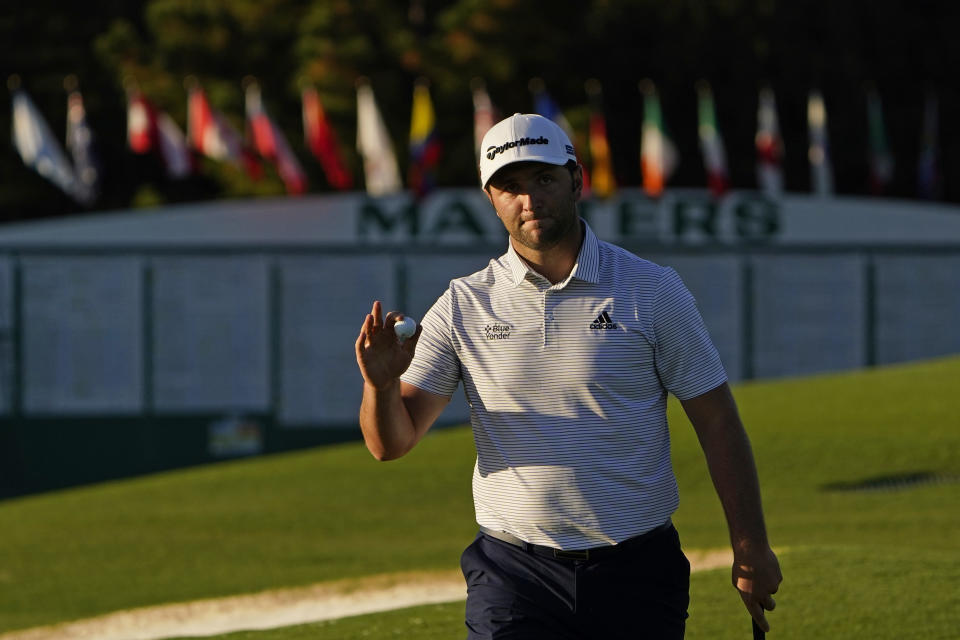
[482,154,571,188]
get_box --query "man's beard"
[513,206,578,251]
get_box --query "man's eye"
[539,174,554,184]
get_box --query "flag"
[531,78,589,191]
[807,90,833,196]
[866,88,894,195]
[917,91,940,199]
[188,84,260,179]
[639,81,677,198]
[585,79,615,198]
[127,93,155,154]
[11,88,81,202]
[302,86,353,190]
[127,92,192,178]
[471,78,497,158]
[408,79,442,198]
[696,81,729,197]
[755,87,784,196]
[356,79,402,196]
[65,88,100,205]
[530,78,574,138]
[156,112,192,179]
[246,81,307,195]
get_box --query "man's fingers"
[741,590,776,629]
[736,578,776,633]
[752,619,765,640]
[358,314,374,346]
[383,311,400,329]
[361,304,418,357]
[749,604,770,633]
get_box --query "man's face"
[485,161,582,252]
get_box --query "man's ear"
[571,164,584,197]
[483,186,502,218]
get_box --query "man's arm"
[680,382,783,632]
[355,301,449,461]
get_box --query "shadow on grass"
[821,471,960,492]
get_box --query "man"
[356,113,781,638]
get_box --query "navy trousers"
[460,524,690,639]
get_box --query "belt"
[478,520,673,562]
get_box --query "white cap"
[479,113,577,188]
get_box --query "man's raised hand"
[355,300,422,390]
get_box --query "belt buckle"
[553,548,589,561]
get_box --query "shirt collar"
[504,218,601,287]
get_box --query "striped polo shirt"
[401,221,727,549]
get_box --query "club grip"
[752,619,765,640]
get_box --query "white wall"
[2,249,957,426]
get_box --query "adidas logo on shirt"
[590,311,618,330]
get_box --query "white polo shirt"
[401,221,727,549]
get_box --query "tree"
[3,0,960,219]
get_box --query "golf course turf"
[2,356,958,638]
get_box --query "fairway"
[1,356,959,639]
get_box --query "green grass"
[0,421,478,631]
[2,356,960,637]
[164,542,960,640]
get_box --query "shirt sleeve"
[400,287,462,397]
[652,267,727,400]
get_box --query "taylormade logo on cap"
[486,136,550,161]
[479,113,576,187]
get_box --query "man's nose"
[518,186,541,210]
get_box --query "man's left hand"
[733,546,782,632]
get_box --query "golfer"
[356,113,782,638]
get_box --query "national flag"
[356,79,402,196]
[530,78,590,191]
[245,81,307,195]
[696,81,729,197]
[156,112,192,179]
[11,87,81,202]
[807,90,833,196]
[127,93,154,154]
[755,87,784,196]
[188,83,261,179]
[639,80,677,198]
[408,78,442,198]
[585,79,615,198]
[530,78,574,138]
[471,78,497,158]
[65,86,100,206]
[917,91,941,200]
[302,86,353,190]
[127,91,191,179]
[866,88,894,195]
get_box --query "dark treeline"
[2,0,958,222]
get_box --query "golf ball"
[394,317,417,341]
